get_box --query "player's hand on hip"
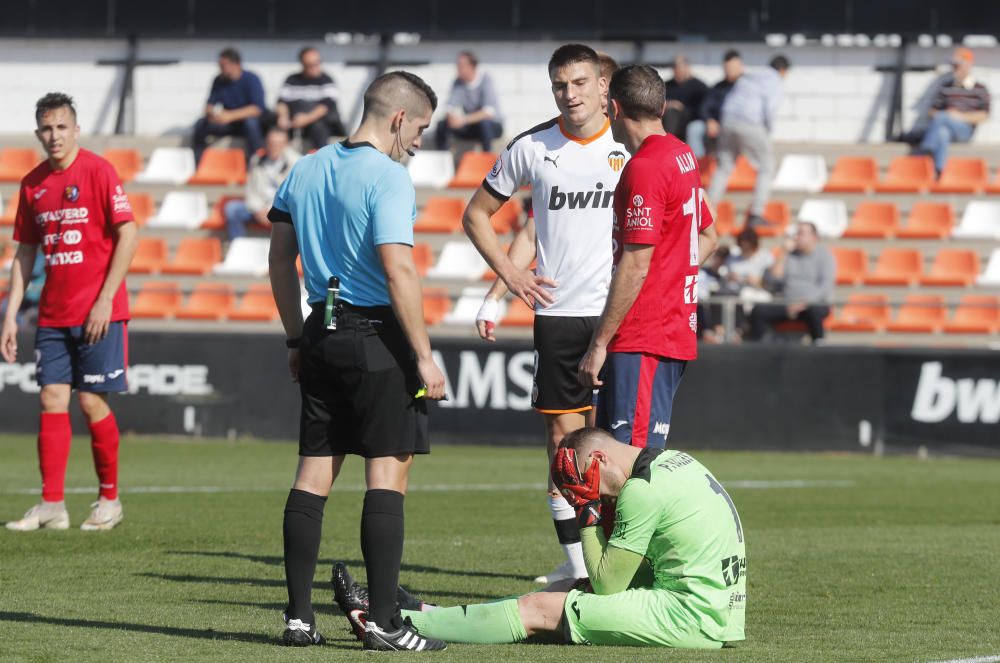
[504,268,557,309]
[577,344,606,388]
[287,348,300,383]
[475,296,500,342]
[417,355,447,400]
[83,298,113,345]
[0,318,18,363]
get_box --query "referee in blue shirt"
[268,71,447,652]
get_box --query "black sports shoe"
[333,562,426,640]
[363,619,447,652]
[281,612,325,646]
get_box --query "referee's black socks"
[361,489,405,630]
[283,488,328,625]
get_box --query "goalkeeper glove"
[551,447,602,529]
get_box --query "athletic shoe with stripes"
[332,561,425,641]
[363,620,446,652]
[281,613,325,646]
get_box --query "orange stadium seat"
[919,249,981,287]
[415,197,465,233]
[0,196,18,226]
[942,295,1000,334]
[188,148,247,185]
[449,152,498,188]
[0,148,41,182]
[823,157,878,193]
[885,295,945,333]
[491,198,523,234]
[129,237,168,274]
[201,196,243,230]
[726,156,757,192]
[842,201,900,239]
[127,192,154,226]
[863,248,923,286]
[874,156,935,193]
[713,200,737,236]
[932,157,988,194]
[160,237,222,275]
[131,281,181,319]
[102,149,143,183]
[896,202,954,239]
[699,156,716,188]
[175,283,235,320]
[229,283,280,322]
[413,242,433,277]
[830,247,868,285]
[423,289,451,326]
[754,200,791,237]
[828,294,889,332]
[985,168,1000,194]
[501,297,535,327]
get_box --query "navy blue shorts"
[595,352,686,448]
[35,322,129,392]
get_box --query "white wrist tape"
[476,298,500,324]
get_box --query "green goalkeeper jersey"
[608,448,746,642]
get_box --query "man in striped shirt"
[917,47,990,175]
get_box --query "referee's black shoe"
[363,619,447,652]
[281,612,325,646]
[333,562,426,641]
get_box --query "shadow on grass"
[0,611,355,650]
[139,573,502,602]
[167,550,535,582]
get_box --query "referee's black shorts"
[298,302,429,458]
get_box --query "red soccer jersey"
[609,134,714,361]
[13,149,134,327]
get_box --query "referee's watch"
[285,337,302,349]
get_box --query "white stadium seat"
[407,150,456,189]
[442,287,506,325]
[952,201,1000,240]
[426,241,488,280]
[134,147,196,185]
[977,248,1000,286]
[213,237,271,277]
[772,154,827,193]
[797,198,848,238]
[147,191,209,229]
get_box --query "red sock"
[38,412,72,502]
[89,412,120,501]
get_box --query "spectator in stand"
[726,226,773,293]
[276,47,346,151]
[193,47,266,164]
[662,54,708,143]
[686,50,744,159]
[748,222,834,344]
[916,47,990,176]
[435,51,504,151]
[224,126,300,239]
[707,55,790,229]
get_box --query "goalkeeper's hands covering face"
[551,447,602,529]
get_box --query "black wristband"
[285,337,301,349]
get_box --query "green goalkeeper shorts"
[562,587,724,648]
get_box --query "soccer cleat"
[363,619,446,652]
[80,498,124,531]
[333,562,426,641]
[533,559,583,584]
[282,613,325,646]
[5,502,70,532]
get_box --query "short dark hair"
[548,43,600,74]
[219,47,241,64]
[736,226,760,251]
[35,92,76,123]
[770,54,791,72]
[609,65,665,121]
[596,52,619,82]
[723,49,742,62]
[458,50,478,67]
[362,70,438,121]
[298,46,319,63]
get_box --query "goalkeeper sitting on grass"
[334,426,747,649]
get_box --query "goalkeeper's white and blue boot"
[5,501,70,531]
[281,612,325,646]
[363,619,447,652]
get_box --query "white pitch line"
[0,479,854,496]
[926,656,1000,663]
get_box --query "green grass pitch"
[1,433,998,662]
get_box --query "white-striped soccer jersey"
[483,117,628,317]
